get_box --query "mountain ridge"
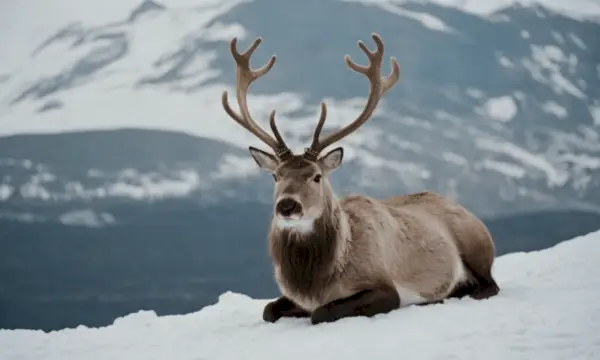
[2,0,599,218]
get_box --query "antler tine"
[304,33,400,159]
[305,102,328,160]
[221,37,292,159]
[268,110,292,158]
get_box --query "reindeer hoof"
[262,301,281,323]
[471,283,500,300]
[310,305,337,325]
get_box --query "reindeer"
[220,33,500,325]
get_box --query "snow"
[0,0,395,158]
[58,209,116,227]
[475,138,569,186]
[353,149,431,180]
[418,0,600,20]
[0,0,234,69]
[347,0,600,20]
[105,169,203,200]
[590,105,600,126]
[0,184,14,201]
[481,96,518,122]
[12,167,208,202]
[19,175,53,201]
[0,0,264,145]
[568,33,587,49]
[479,159,526,178]
[2,229,599,359]
[541,100,568,119]
[466,87,485,99]
[498,55,514,68]
[211,154,261,180]
[442,151,469,165]
[349,0,455,32]
[557,153,600,171]
[522,45,585,99]
[552,31,565,44]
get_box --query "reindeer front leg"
[263,296,310,323]
[310,286,400,325]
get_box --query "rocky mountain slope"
[1,0,599,221]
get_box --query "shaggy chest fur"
[268,216,339,298]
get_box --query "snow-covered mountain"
[1,0,600,222]
[1,229,598,359]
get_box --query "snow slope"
[1,230,599,360]
[391,0,600,20]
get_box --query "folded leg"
[310,285,400,325]
[263,296,310,323]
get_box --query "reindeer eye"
[313,174,322,183]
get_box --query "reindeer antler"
[304,33,400,160]
[221,37,292,160]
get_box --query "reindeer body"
[269,188,496,314]
[219,33,499,325]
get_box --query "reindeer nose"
[276,198,302,217]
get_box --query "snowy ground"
[1,229,599,359]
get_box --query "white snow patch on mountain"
[0,184,14,201]
[0,45,380,159]
[59,209,116,227]
[552,31,565,44]
[498,55,514,68]
[522,45,585,99]
[351,0,455,32]
[418,0,600,20]
[104,170,204,200]
[466,87,485,99]
[590,105,600,126]
[442,151,469,165]
[0,11,271,144]
[348,0,600,20]
[557,153,600,171]
[1,229,599,359]
[0,0,239,70]
[476,138,569,186]
[0,0,394,159]
[568,33,587,49]
[211,154,260,180]
[541,100,568,119]
[19,175,54,201]
[481,95,518,122]
[479,159,526,178]
[12,168,208,202]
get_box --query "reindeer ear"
[318,147,343,173]
[249,146,278,173]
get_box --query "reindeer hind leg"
[450,257,499,300]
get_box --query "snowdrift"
[1,230,599,360]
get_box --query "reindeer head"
[221,34,400,230]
